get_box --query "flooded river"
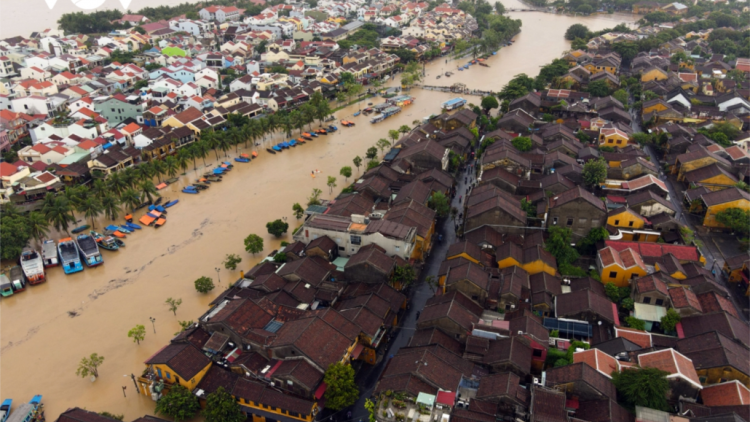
[0,2,634,418]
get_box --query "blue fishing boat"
[308,131,318,137]
[182,187,199,194]
[106,225,129,233]
[1,398,11,422]
[458,67,463,71]
[493,51,497,55]
[148,205,155,211]
[71,225,90,234]
[76,234,103,267]
[353,111,361,117]
[289,140,297,147]
[272,145,282,152]
[58,238,83,275]
[125,222,141,230]
[267,148,277,154]
[223,161,234,167]
[212,168,225,175]
[155,205,166,213]
[119,225,134,233]
[235,157,250,163]
[165,199,179,208]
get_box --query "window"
[616,139,622,145]
[592,219,600,227]
[628,221,634,227]
[566,218,573,226]
[655,299,664,306]
[552,217,558,225]
[395,246,400,251]
[338,246,345,251]
[614,220,620,226]
[609,271,618,278]
[532,348,543,358]
[166,371,171,379]
[350,235,361,245]
[643,297,651,304]
[579,218,587,225]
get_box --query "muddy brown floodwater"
[0,3,634,418]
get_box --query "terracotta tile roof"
[277,257,330,286]
[546,362,617,400]
[271,316,352,370]
[409,327,463,355]
[680,312,750,348]
[549,186,606,211]
[530,386,567,422]
[273,358,323,390]
[696,292,739,318]
[634,274,669,296]
[145,343,211,380]
[637,348,702,389]
[446,261,490,291]
[195,364,238,396]
[345,245,395,274]
[573,348,620,378]
[556,290,616,324]
[701,187,750,207]
[379,347,465,392]
[482,336,532,372]
[676,331,750,376]
[384,199,435,239]
[668,286,702,311]
[700,380,750,406]
[614,326,652,348]
[604,240,702,264]
[684,163,738,184]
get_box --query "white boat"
[42,239,58,268]
[20,248,45,285]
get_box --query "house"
[393,139,449,173]
[572,348,622,378]
[343,244,396,285]
[597,246,648,287]
[144,343,212,391]
[680,312,750,349]
[626,190,676,217]
[700,188,750,230]
[699,380,750,407]
[547,186,607,237]
[200,6,242,22]
[683,163,738,191]
[416,291,482,341]
[545,362,617,401]
[606,207,659,242]
[442,261,490,306]
[668,286,703,316]
[555,289,618,326]
[676,331,750,387]
[384,199,436,262]
[604,240,705,265]
[464,184,526,235]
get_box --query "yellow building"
[597,246,648,287]
[701,187,750,229]
[599,127,630,148]
[723,254,749,296]
[387,200,436,262]
[654,253,688,279]
[161,106,203,130]
[641,67,668,82]
[142,343,212,393]
[233,377,319,422]
[683,163,738,191]
[446,240,482,265]
[674,149,724,181]
[642,98,671,116]
[496,243,557,276]
[606,207,661,242]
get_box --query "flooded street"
[0,2,634,418]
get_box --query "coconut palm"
[44,196,75,234]
[90,178,107,198]
[152,158,168,183]
[137,161,154,182]
[139,180,160,205]
[107,171,127,197]
[165,156,179,178]
[2,202,21,218]
[100,193,121,221]
[120,188,141,212]
[176,149,190,174]
[121,167,138,188]
[27,211,50,245]
[204,131,221,160]
[217,132,231,158]
[194,141,210,167]
[78,196,103,228]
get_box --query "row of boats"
[182,160,237,194]
[1,396,44,422]
[266,127,340,154]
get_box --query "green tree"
[273,252,287,263]
[155,385,201,422]
[388,129,400,144]
[98,412,124,421]
[353,156,363,172]
[612,89,629,106]
[366,160,380,170]
[195,276,215,294]
[481,95,499,113]
[323,363,359,410]
[365,399,377,422]
[428,191,451,217]
[587,80,610,97]
[393,265,416,287]
[127,324,146,345]
[327,176,337,193]
[203,386,245,422]
[76,353,104,378]
[292,203,305,219]
[716,208,750,235]
[266,219,289,237]
[511,136,532,152]
[339,166,352,181]
[139,180,160,205]
[625,316,646,330]
[612,367,670,411]
[223,254,242,271]
[43,195,74,234]
[621,298,635,311]
[605,282,622,303]
[1,215,31,261]
[27,211,50,244]
[175,320,194,336]
[165,297,182,316]
[100,193,121,221]
[365,146,378,160]
[520,198,536,218]
[565,23,590,40]
[308,188,323,206]
[660,308,681,332]
[244,234,264,255]
[577,227,609,255]
[582,157,607,187]
[376,138,392,155]
[494,1,506,14]
[545,226,579,266]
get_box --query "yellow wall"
[161,116,186,129]
[643,102,669,115]
[676,157,718,180]
[654,262,687,279]
[521,260,556,276]
[608,210,645,229]
[447,251,480,265]
[600,264,647,287]
[497,257,521,270]
[584,63,616,74]
[617,231,661,242]
[641,69,668,82]
[696,367,750,389]
[697,174,737,191]
[151,362,212,390]
[600,133,629,147]
[704,200,750,228]
[237,396,316,422]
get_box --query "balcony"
[375,391,450,422]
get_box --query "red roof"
[604,240,702,262]
[0,162,19,177]
[121,122,141,134]
[436,391,456,406]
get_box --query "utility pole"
[122,386,127,398]
[149,317,156,334]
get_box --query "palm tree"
[100,193,121,221]
[217,132,231,158]
[242,123,253,149]
[121,167,138,188]
[79,196,103,228]
[107,171,127,197]
[120,188,141,212]
[90,178,107,198]
[27,211,50,245]
[204,131,221,160]
[152,158,168,183]
[195,141,210,167]
[176,149,190,174]
[137,161,154,182]
[301,103,316,130]
[165,156,179,178]
[139,180,160,205]
[44,196,75,234]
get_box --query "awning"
[314,382,327,400]
[436,391,456,406]
[351,343,364,359]
[156,183,167,190]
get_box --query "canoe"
[316,129,327,135]
[114,238,126,248]
[166,177,179,184]
[267,148,277,154]
[89,230,104,240]
[164,199,179,208]
[328,125,338,131]
[213,168,225,175]
[353,111,360,116]
[308,132,318,137]
[125,222,142,230]
[240,152,250,158]
[235,157,250,163]
[289,140,297,147]
[119,225,134,233]
[155,218,167,228]
[105,230,126,238]
[106,225,126,233]
[301,133,313,140]
[72,225,90,234]
[182,188,199,194]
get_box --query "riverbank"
[0,3,635,418]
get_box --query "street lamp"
[215,267,221,285]
[149,317,156,334]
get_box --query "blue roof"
[263,319,284,333]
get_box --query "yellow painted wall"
[608,211,645,229]
[447,251,480,265]
[600,264,647,287]
[704,200,750,228]
[618,231,661,242]
[676,157,718,180]
[641,68,668,82]
[696,367,750,388]
[643,102,669,115]
[698,174,737,191]
[161,116,186,129]
[497,257,521,270]
[237,396,316,422]
[521,260,556,276]
[151,362,211,391]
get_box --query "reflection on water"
[0,2,634,417]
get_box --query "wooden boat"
[193,183,209,190]
[124,214,133,223]
[166,177,179,184]
[0,398,12,422]
[20,247,45,284]
[113,238,126,248]
[90,231,105,240]
[436,75,441,79]
[155,182,168,190]
[206,176,222,182]
[353,111,361,117]
[105,230,127,238]
[267,148,277,154]
[76,234,103,267]
[301,133,313,140]
[97,236,120,252]
[155,218,167,228]
[308,132,318,137]
[71,225,90,234]
[42,239,59,268]
[164,199,180,208]
[107,225,130,233]
[316,128,328,135]
[240,153,251,158]
[182,187,199,194]
[235,157,250,163]
[9,266,26,292]
[1,275,13,297]
[135,201,150,210]
[328,125,338,132]
[479,62,489,67]
[252,150,259,157]
[125,222,142,230]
